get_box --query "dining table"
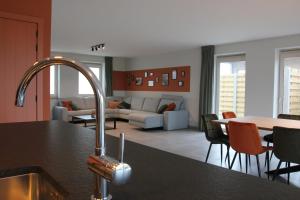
[213,115,300,177]
[213,116,300,131]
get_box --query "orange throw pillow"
[165,103,176,111]
[62,101,73,111]
[108,100,121,109]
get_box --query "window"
[50,65,57,96]
[279,50,300,114]
[78,66,100,94]
[215,54,246,117]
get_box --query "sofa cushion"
[118,101,131,109]
[108,100,121,109]
[128,111,163,123]
[158,99,177,111]
[105,96,123,108]
[161,95,184,110]
[131,97,145,110]
[70,98,86,110]
[123,96,132,104]
[128,112,163,128]
[158,98,182,111]
[142,98,160,112]
[165,103,176,111]
[157,104,168,114]
[83,97,95,109]
[68,109,95,117]
[105,108,120,114]
[62,100,73,111]
[118,109,132,115]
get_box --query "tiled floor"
[101,121,300,187]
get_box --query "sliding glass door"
[279,50,300,114]
[215,54,246,117]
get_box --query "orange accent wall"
[112,66,190,92]
[112,71,127,90]
[1,0,52,120]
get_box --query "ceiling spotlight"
[91,43,105,52]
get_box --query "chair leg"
[272,160,282,181]
[220,144,223,164]
[265,142,269,167]
[248,154,251,167]
[238,153,242,169]
[226,145,230,168]
[266,151,270,180]
[287,162,290,185]
[256,155,261,177]
[270,151,274,160]
[205,143,212,163]
[230,152,238,169]
[245,154,248,174]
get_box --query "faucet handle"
[118,133,125,163]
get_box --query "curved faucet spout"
[16,57,132,200]
[15,57,106,156]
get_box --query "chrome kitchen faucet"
[15,57,131,200]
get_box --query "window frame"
[77,62,105,96]
[214,54,246,117]
[278,49,300,114]
[50,64,59,98]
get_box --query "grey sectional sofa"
[53,95,189,131]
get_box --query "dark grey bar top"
[0,121,299,200]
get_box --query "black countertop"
[0,121,300,200]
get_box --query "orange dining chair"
[222,111,237,119]
[228,121,273,178]
[222,111,237,135]
[222,112,243,169]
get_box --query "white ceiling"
[52,0,300,57]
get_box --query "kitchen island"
[0,121,299,200]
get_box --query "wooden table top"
[213,116,300,131]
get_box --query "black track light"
[91,43,105,52]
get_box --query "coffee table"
[71,115,117,129]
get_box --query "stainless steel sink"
[0,167,67,200]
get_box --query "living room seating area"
[53,94,189,130]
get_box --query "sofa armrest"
[53,106,69,121]
[163,110,189,131]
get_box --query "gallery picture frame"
[135,77,143,86]
[172,70,177,80]
[162,73,169,86]
[178,80,184,87]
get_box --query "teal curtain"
[199,45,215,131]
[105,57,113,96]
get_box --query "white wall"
[215,34,300,117]
[127,48,201,127]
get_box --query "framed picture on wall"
[148,80,154,87]
[178,80,184,87]
[181,71,185,77]
[135,77,143,86]
[172,70,177,80]
[162,73,169,86]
